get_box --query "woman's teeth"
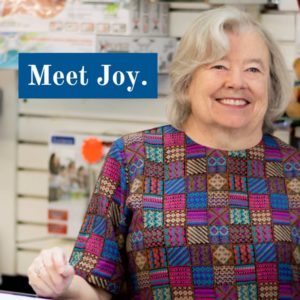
[218,98,247,106]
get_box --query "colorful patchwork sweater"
[70,125,300,299]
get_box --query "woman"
[28,6,299,299]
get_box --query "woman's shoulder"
[116,124,179,147]
[266,133,300,157]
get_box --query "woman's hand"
[28,247,75,298]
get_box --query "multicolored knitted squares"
[165,161,184,180]
[192,266,214,287]
[169,267,192,286]
[187,192,207,209]
[70,125,300,298]
[235,264,256,283]
[167,246,190,266]
[190,245,212,266]
[164,226,186,247]
[85,234,104,257]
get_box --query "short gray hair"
[168,6,291,133]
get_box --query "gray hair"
[168,6,291,133]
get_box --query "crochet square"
[194,288,215,299]
[149,268,169,286]
[207,151,226,173]
[252,225,273,243]
[192,266,214,287]
[229,192,248,208]
[258,283,278,300]
[279,284,293,299]
[85,234,104,257]
[186,140,206,159]
[266,162,284,177]
[165,146,185,163]
[145,144,163,163]
[247,160,265,177]
[284,161,300,177]
[272,210,290,225]
[165,210,186,227]
[143,228,164,249]
[165,178,185,195]
[143,132,163,145]
[286,178,300,194]
[164,226,187,247]
[208,208,230,226]
[274,225,292,242]
[169,266,192,286]
[209,225,230,244]
[148,248,167,269]
[187,209,208,226]
[164,132,185,147]
[278,263,293,282]
[102,239,119,262]
[208,174,228,192]
[187,226,209,245]
[248,178,267,194]
[143,195,163,210]
[186,175,207,192]
[276,243,292,263]
[144,177,163,195]
[171,287,193,300]
[186,158,207,175]
[212,245,234,265]
[214,266,235,285]
[229,175,247,192]
[165,161,184,180]
[93,259,116,280]
[248,144,264,160]
[92,216,107,236]
[215,285,237,299]
[255,243,276,263]
[143,210,163,228]
[152,286,172,300]
[208,191,229,207]
[230,208,250,225]
[144,160,164,179]
[249,194,270,210]
[270,194,288,209]
[228,157,247,176]
[234,244,255,265]
[251,210,272,225]
[267,178,286,194]
[187,192,207,209]
[256,263,278,282]
[165,194,186,211]
[128,230,144,251]
[229,225,252,244]
[235,264,256,283]
[136,271,151,289]
[237,284,258,300]
[167,246,191,266]
[190,245,212,266]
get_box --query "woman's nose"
[224,69,246,89]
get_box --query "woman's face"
[186,30,269,135]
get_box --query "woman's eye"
[247,67,260,73]
[212,65,226,70]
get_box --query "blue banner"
[18,53,158,99]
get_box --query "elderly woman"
[28,6,299,299]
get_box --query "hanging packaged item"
[48,133,116,238]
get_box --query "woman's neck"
[183,120,263,151]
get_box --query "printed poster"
[48,133,115,238]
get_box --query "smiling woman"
[184,30,270,150]
[27,6,299,300]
